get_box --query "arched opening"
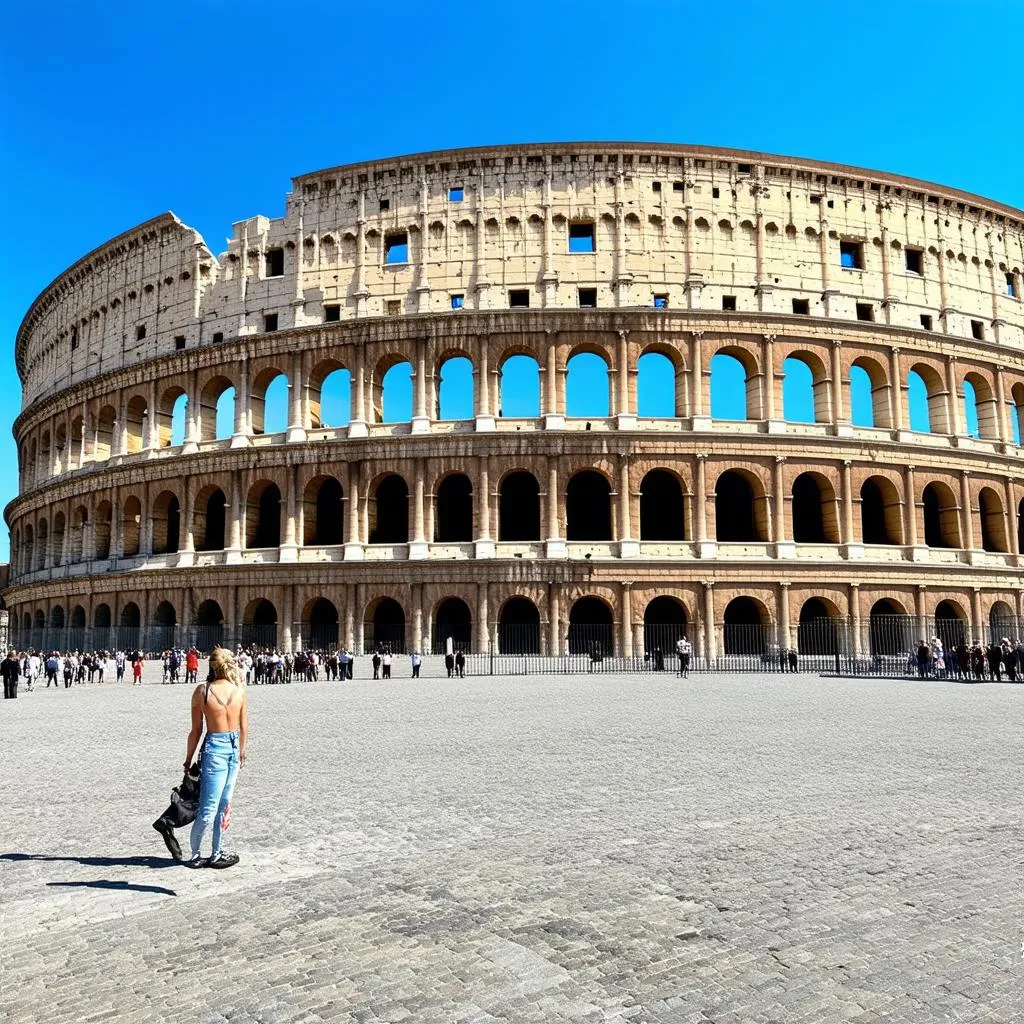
[22,525,34,575]
[963,373,997,440]
[304,598,339,650]
[53,423,67,475]
[791,472,838,543]
[308,362,351,428]
[568,596,614,656]
[437,356,474,420]
[989,601,1017,643]
[848,363,880,427]
[195,599,225,649]
[94,603,112,629]
[566,471,612,541]
[907,364,948,434]
[639,470,685,541]
[796,597,843,656]
[151,491,181,554]
[860,477,902,545]
[69,415,85,470]
[710,349,760,420]
[200,376,235,441]
[52,512,66,566]
[566,352,610,417]
[978,487,1007,552]
[934,600,967,650]
[152,600,176,649]
[119,601,141,651]
[36,519,48,570]
[70,505,88,562]
[94,406,117,461]
[366,597,406,653]
[246,480,282,549]
[195,486,226,551]
[94,501,111,560]
[498,354,540,417]
[368,475,409,544]
[303,476,344,546]
[1011,382,1024,446]
[242,598,278,649]
[435,474,473,542]
[922,482,960,548]
[432,597,472,653]
[637,351,682,417]
[250,369,289,435]
[374,360,413,423]
[158,387,188,447]
[781,355,822,423]
[498,597,540,654]
[868,598,911,656]
[124,395,148,453]
[643,597,688,658]
[498,472,540,541]
[722,597,769,655]
[1018,497,1024,554]
[715,470,767,542]
[121,496,142,557]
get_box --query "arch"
[53,422,68,474]
[498,353,540,417]
[432,597,472,654]
[69,414,85,470]
[195,486,226,551]
[498,596,540,654]
[153,600,176,626]
[868,598,912,656]
[51,604,65,630]
[435,473,473,543]
[151,599,176,649]
[303,597,339,650]
[791,472,839,544]
[722,597,770,655]
[782,352,828,423]
[303,475,345,546]
[988,600,1017,643]
[93,602,111,628]
[308,360,351,428]
[124,394,148,454]
[796,597,843,655]
[70,605,86,629]
[1011,382,1024,446]
[715,469,768,542]
[566,351,610,418]
[643,596,688,658]
[199,375,234,441]
[250,369,289,435]
[242,598,278,649]
[94,501,112,559]
[196,599,224,625]
[498,471,540,541]
[639,470,686,541]
[922,482,960,548]
[368,474,409,544]
[568,596,614,656]
[437,355,474,420]
[52,511,66,566]
[70,505,88,562]
[710,348,760,420]
[120,602,141,627]
[637,351,682,417]
[158,387,189,448]
[121,496,142,557]
[978,486,1006,552]
[36,519,48,570]
[195,599,225,649]
[23,524,34,575]
[246,480,282,548]
[860,476,902,545]
[151,490,181,554]
[962,372,997,440]
[566,470,612,541]
[934,599,967,650]
[373,359,413,424]
[94,405,117,461]
[907,364,948,434]
[366,596,406,653]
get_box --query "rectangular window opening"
[509,289,530,309]
[652,181,661,192]
[136,324,147,340]
[722,295,737,311]
[919,314,933,331]
[379,198,390,211]
[840,240,864,270]
[212,331,224,343]
[905,248,923,275]
[448,186,464,202]
[568,222,595,253]
[653,294,669,309]
[324,304,340,322]
[386,300,402,316]
[265,247,284,277]
[1007,273,1017,298]
[385,232,409,264]
[672,181,685,191]
[856,303,874,322]
[578,287,597,308]
[970,319,984,340]
[712,187,720,199]
[264,313,279,332]
[174,335,186,351]
[792,298,810,315]
[450,294,464,310]
[71,328,79,350]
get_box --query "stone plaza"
[1,670,1021,1023]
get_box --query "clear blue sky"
[2,0,1022,562]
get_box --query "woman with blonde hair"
[183,646,248,868]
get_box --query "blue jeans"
[190,731,239,858]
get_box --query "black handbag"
[156,744,204,829]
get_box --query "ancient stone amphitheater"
[6,143,1024,662]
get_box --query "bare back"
[191,680,246,734]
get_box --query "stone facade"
[6,143,1024,655]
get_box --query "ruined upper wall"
[16,143,1024,408]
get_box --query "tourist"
[2,650,21,699]
[1001,639,1017,683]
[371,650,381,679]
[185,647,199,686]
[788,647,799,673]
[915,640,932,679]
[23,651,40,691]
[381,650,392,679]
[986,641,1002,681]
[455,650,465,677]
[44,652,60,687]
[183,647,247,869]
[444,651,455,678]
[410,651,421,678]
[675,636,691,678]
[132,652,144,686]
[115,649,126,683]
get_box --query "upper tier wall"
[16,143,1024,407]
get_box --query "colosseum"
[6,142,1024,665]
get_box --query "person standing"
[2,651,20,699]
[24,651,40,691]
[44,653,59,687]
[455,650,465,678]
[132,653,144,686]
[444,652,455,678]
[115,649,126,683]
[371,650,381,680]
[675,636,691,678]
[185,647,199,686]
[410,651,421,678]
[381,651,392,679]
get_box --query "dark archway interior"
[868,599,910,655]
[196,600,224,626]
[370,597,406,652]
[568,596,613,655]
[791,475,826,543]
[640,471,685,541]
[313,478,344,545]
[499,472,540,541]
[433,597,472,653]
[722,597,766,655]
[198,489,226,551]
[120,603,141,627]
[566,472,612,541]
[934,600,966,649]
[922,485,952,548]
[71,606,86,628]
[94,604,112,628]
[796,597,840,655]
[251,600,277,626]
[153,601,176,626]
[860,479,895,544]
[498,597,540,654]
[978,491,1003,552]
[643,596,688,656]
[253,484,282,548]
[370,476,409,544]
[307,598,339,648]
[436,475,473,543]
[154,496,181,554]
[716,472,758,542]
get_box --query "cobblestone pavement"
[1,671,1021,1024]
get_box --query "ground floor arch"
[432,597,472,653]
[498,597,541,654]
[568,596,614,656]
[303,597,339,650]
[643,596,688,658]
[722,596,770,655]
[366,597,405,653]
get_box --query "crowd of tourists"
[910,636,1024,681]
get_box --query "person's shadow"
[2,852,180,895]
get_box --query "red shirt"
[186,651,199,671]
[132,660,143,678]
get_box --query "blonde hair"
[208,646,244,687]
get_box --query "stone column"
[548,584,561,657]
[960,471,975,552]
[475,339,495,431]
[842,460,861,557]
[545,456,566,558]
[183,371,199,453]
[412,339,430,433]
[764,334,782,431]
[616,330,635,429]
[140,482,153,555]
[412,584,423,655]
[544,336,563,429]
[409,459,428,558]
[146,379,159,450]
[971,588,985,643]
[831,341,848,434]
[774,456,794,557]
[179,475,195,567]
[702,582,716,663]
[945,355,962,437]
[889,347,904,433]
[231,356,250,448]
[994,366,1011,449]
[344,597,355,651]
[287,352,307,443]
[116,398,129,457]
[281,586,294,655]
[695,453,714,558]
[849,582,862,657]
[916,586,929,643]
[690,332,708,428]
[345,462,363,560]
[1005,476,1020,557]
[904,464,921,555]
[620,582,633,658]
[353,192,370,316]
[619,454,638,557]
[280,463,299,563]
[226,470,244,563]
[475,456,495,558]
[477,582,490,654]
[778,583,791,649]
[349,349,368,438]
[354,583,365,653]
